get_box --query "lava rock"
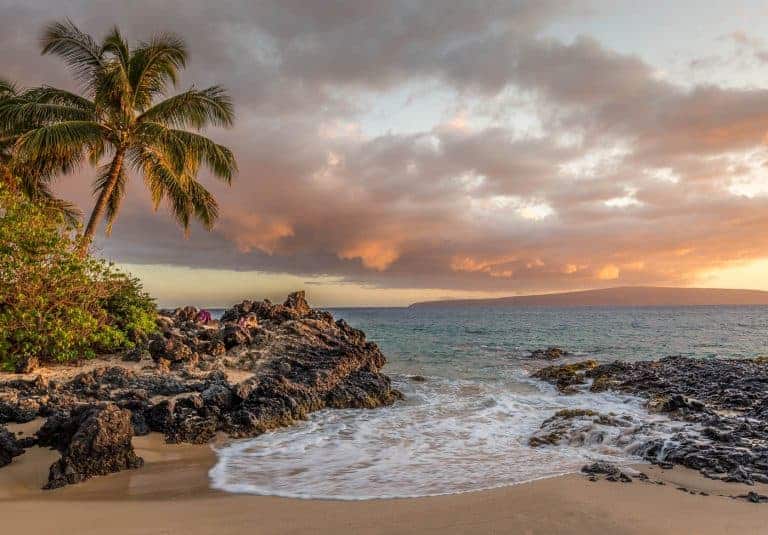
[529,409,630,447]
[39,404,143,489]
[532,360,598,393]
[0,292,402,482]
[283,291,311,317]
[0,426,24,467]
[0,394,40,424]
[534,356,768,484]
[148,333,194,362]
[581,461,633,482]
[221,325,251,349]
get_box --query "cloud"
[2,0,768,296]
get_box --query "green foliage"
[101,272,158,344]
[0,20,237,250]
[0,181,157,369]
[0,76,82,225]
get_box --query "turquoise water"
[210,306,768,499]
[334,306,768,378]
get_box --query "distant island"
[410,286,768,308]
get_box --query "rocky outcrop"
[533,356,768,487]
[38,404,143,489]
[528,409,632,447]
[532,360,598,393]
[138,292,402,442]
[0,426,24,467]
[0,291,402,486]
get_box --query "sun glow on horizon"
[696,258,768,292]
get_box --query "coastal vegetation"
[0,180,156,370]
[0,20,237,254]
[0,20,238,369]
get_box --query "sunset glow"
[4,1,768,306]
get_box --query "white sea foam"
[209,374,677,500]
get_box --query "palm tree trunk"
[78,148,126,257]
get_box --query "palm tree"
[2,20,236,255]
[0,78,81,224]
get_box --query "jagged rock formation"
[533,356,768,486]
[0,291,402,488]
[532,360,598,393]
[0,426,24,467]
[38,404,143,489]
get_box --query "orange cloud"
[222,214,294,255]
[596,264,621,280]
[339,241,401,271]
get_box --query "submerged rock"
[529,408,632,447]
[38,404,143,489]
[528,347,570,360]
[533,355,768,488]
[532,360,598,393]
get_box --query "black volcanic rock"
[532,360,598,393]
[0,426,24,467]
[533,356,768,487]
[38,404,143,489]
[0,292,401,484]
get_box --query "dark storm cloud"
[2,0,768,292]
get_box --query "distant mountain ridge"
[409,286,768,308]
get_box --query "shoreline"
[2,432,767,534]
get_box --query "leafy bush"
[0,181,157,370]
[101,272,158,344]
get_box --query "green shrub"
[101,271,158,344]
[0,181,157,369]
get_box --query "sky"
[2,0,768,306]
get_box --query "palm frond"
[102,26,130,72]
[0,78,18,98]
[131,145,219,233]
[186,179,219,230]
[22,86,95,111]
[137,146,189,227]
[171,129,236,182]
[137,123,236,183]
[25,179,82,227]
[129,34,187,110]
[94,59,133,116]
[137,86,234,129]
[40,19,104,91]
[14,121,106,172]
[23,22,236,243]
[0,96,94,131]
[132,121,187,175]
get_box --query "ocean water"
[210,306,768,499]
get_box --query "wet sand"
[1,428,766,535]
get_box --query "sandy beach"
[1,426,766,535]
